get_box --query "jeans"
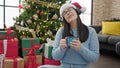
[38,63,88,68]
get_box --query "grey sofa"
[90,26,120,55]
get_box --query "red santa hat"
[60,2,86,17]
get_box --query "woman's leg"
[38,65,61,68]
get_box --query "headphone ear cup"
[76,8,81,15]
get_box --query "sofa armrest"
[90,25,102,33]
[116,42,120,55]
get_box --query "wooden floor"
[89,51,120,68]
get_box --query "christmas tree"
[13,0,66,43]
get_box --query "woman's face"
[62,7,78,23]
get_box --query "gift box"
[43,38,54,59]
[3,57,24,68]
[21,38,41,57]
[0,43,4,54]
[0,28,15,40]
[24,55,43,68]
[44,44,53,59]
[44,58,60,66]
[0,38,18,57]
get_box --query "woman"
[39,2,99,68]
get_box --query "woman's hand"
[60,38,67,49]
[70,39,81,50]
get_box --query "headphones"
[59,8,81,22]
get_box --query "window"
[0,7,3,28]
[5,0,19,6]
[71,0,92,26]
[5,7,19,28]
[0,0,19,29]
[0,0,3,5]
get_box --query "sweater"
[52,26,100,65]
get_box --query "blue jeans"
[38,63,88,68]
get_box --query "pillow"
[102,21,120,36]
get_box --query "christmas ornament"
[26,19,32,24]
[18,4,23,9]
[36,24,40,34]
[33,14,38,20]
[47,30,53,36]
[26,5,31,9]
[52,13,58,20]
[37,10,41,14]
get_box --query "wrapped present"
[0,43,4,54]
[24,55,43,68]
[0,38,18,57]
[3,57,24,68]
[44,38,54,59]
[0,54,5,68]
[0,28,15,40]
[44,44,53,59]
[44,58,60,66]
[21,38,41,57]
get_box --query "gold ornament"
[33,14,38,20]
[36,24,40,35]
[47,30,53,36]
[52,13,58,20]
[26,19,32,24]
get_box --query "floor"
[89,51,120,68]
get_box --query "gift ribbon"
[0,40,7,68]
[23,39,41,68]
[22,44,40,55]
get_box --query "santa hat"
[60,2,86,17]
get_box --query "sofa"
[90,25,120,55]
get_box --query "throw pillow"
[102,21,120,36]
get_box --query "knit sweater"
[52,26,99,65]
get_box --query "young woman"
[39,2,99,68]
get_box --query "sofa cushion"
[108,36,120,45]
[102,21,120,36]
[97,34,110,43]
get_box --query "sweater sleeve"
[52,28,68,60]
[77,28,100,63]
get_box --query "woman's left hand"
[70,39,81,50]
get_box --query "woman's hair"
[62,10,89,42]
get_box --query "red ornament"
[40,11,44,14]
[37,10,41,14]
[18,4,23,9]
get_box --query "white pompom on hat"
[60,2,86,17]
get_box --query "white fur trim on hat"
[60,3,76,17]
[81,7,86,13]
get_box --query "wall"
[93,0,120,25]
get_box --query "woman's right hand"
[60,38,67,49]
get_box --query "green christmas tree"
[13,0,66,43]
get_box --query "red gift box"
[0,38,18,57]
[0,42,4,54]
[44,58,61,66]
[6,38,18,57]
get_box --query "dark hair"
[62,11,89,42]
